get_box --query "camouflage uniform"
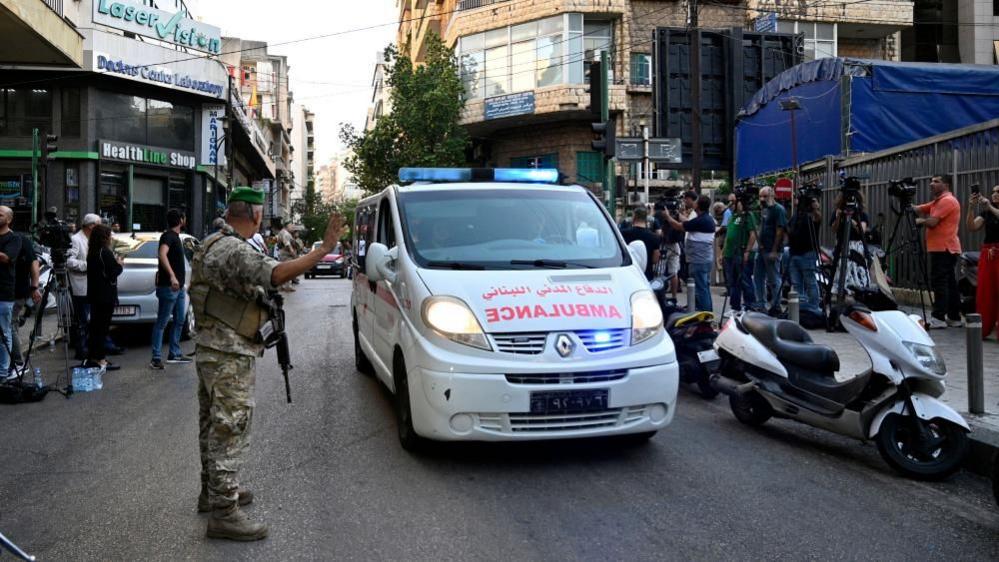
[192,223,278,511]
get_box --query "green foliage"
[292,189,359,244]
[340,35,469,194]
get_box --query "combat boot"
[206,506,268,541]
[198,485,254,513]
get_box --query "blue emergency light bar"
[398,167,560,184]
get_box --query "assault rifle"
[260,291,293,403]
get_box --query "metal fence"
[42,0,63,17]
[772,118,999,288]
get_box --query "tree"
[341,36,469,194]
[292,183,338,245]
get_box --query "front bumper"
[310,262,345,276]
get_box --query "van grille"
[505,370,628,385]
[475,406,648,433]
[491,332,547,355]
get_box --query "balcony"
[0,0,83,65]
[461,84,627,135]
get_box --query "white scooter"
[711,304,970,480]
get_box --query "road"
[2,278,998,561]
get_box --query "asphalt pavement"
[2,278,999,561]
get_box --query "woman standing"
[830,192,871,296]
[86,224,122,371]
[968,185,999,339]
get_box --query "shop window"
[61,88,81,138]
[777,21,836,61]
[64,164,80,224]
[148,99,194,150]
[99,170,128,229]
[168,176,189,214]
[630,53,651,86]
[132,176,167,232]
[97,93,146,144]
[576,151,603,184]
[511,153,558,169]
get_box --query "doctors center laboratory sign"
[94,0,222,54]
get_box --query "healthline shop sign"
[93,0,222,55]
[100,140,197,170]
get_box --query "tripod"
[20,249,76,397]
[884,199,932,324]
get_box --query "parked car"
[306,252,346,279]
[111,232,198,339]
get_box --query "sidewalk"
[694,285,999,475]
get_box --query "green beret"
[229,186,266,205]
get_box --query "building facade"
[0,0,275,235]
[365,51,391,131]
[901,0,999,64]
[398,0,456,64]
[290,104,315,208]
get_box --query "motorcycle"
[957,251,978,315]
[711,305,970,480]
[651,276,720,399]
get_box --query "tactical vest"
[190,232,269,341]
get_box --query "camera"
[34,211,72,256]
[733,181,759,204]
[797,182,822,205]
[654,192,682,214]
[840,176,863,210]
[888,177,917,201]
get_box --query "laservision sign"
[93,0,222,55]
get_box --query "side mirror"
[628,240,647,275]
[365,242,398,284]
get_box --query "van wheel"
[393,353,429,453]
[353,314,373,376]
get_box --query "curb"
[963,413,999,477]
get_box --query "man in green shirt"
[722,199,758,311]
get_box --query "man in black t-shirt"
[10,232,41,365]
[0,206,38,378]
[150,209,192,369]
[621,207,661,281]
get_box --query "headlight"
[631,289,663,345]
[335,257,344,264]
[421,296,491,351]
[902,341,946,376]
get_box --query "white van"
[351,168,679,451]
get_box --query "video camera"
[797,182,822,204]
[840,176,864,210]
[733,181,759,204]
[888,177,917,201]
[33,211,72,262]
[654,190,683,214]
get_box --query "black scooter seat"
[739,313,840,373]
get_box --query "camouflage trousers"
[197,345,256,510]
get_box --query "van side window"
[377,198,396,248]
[354,204,375,263]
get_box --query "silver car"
[111,232,198,339]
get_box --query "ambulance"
[351,168,679,451]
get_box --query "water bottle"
[90,367,103,391]
[72,367,92,392]
[33,367,43,389]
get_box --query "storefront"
[97,139,196,231]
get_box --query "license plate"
[317,265,331,269]
[697,349,720,364]
[530,389,609,415]
[113,305,138,317]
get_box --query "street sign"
[613,138,681,162]
[774,177,793,200]
[755,12,777,33]
[614,138,643,161]
[649,138,681,163]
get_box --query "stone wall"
[461,84,627,123]
[838,37,883,59]
[747,0,913,26]
[488,121,594,183]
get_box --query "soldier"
[191,186,344,541]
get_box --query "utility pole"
[601,50,615,218]
[31,129,38,224]
[689,0,702,192]
[642,124,650,204]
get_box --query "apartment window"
[777,21,836,61]
[630,53,651,85]
[458,13,611,100]
[0,88,53,136]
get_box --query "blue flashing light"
[593,331,613,344]
[493,168,560,184]
[398,167,560,184]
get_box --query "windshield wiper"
[509,259,594,269]
[426,261,486,270]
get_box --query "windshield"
[397,188,627,270]
[122,240,158,259]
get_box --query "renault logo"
[555,334,575,358]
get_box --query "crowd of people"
[620,174,999,338]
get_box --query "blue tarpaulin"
[735,58,999,179]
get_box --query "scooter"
[651,275,720,399]
[711,304,970,480]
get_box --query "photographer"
[754,187,788,313]
[830,191,871,297]
[968,184,999,339]
[665,195,715,312]
[788,193,823,315]
[721,197,758,311]
[914,174,962,328]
